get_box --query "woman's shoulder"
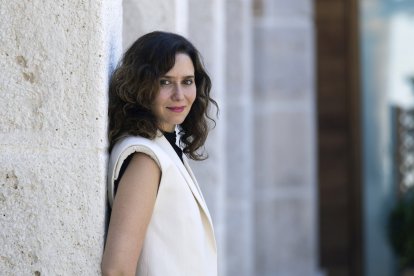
[109,133,168,170]
[107,134,168,207]
[114,134,159,149]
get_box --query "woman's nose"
[172,84,184,100]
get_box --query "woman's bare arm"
[101,152,161,276]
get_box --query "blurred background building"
[1,0,414,275]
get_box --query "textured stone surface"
[254,197,316,276]
[254,110,314,190]
[225,199,254,276]
[0,2,120,150]
[253,24,314,102]
[261,0,313,18]
[0,150,107,275]
[0,0,122,274]
[225,104,253,200]
[252,0,319,275]
[123,0,176,49]
[224,3,254,274]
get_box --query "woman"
[102,31,218,276]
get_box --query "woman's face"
[151,53,197,132]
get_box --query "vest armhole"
[108,144,163,207]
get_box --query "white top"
[107,133,217,276]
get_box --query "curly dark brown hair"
[108,31,218,160]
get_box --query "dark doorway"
[316,0,363,275]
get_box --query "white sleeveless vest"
[107,133,217,276]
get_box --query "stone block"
[226,200,253,276]
[253,24,313,102]
[123,0,176,49]
[0,149,107,275]
[261,0,313,18]
[254,197,316,275]
[225,0,250,99]
[253,110,314,190]
[0,0,122,274]
[188,0,215,64]
[0,1,111,151]
[226,103,253,199]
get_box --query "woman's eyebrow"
[162,75,195,79]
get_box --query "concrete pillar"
[253,0,319,275]
[224,0,254,275]
[0,0,122,274]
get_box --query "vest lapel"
[182,157,214,224]
[155,133,214,229]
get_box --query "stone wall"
[123,0,177,49]
[187,2,227,275]
[0,0,122,274]
[253,0,319,275]
[224,0,254,275]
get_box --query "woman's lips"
[167,106,185,112]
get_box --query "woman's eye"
[160,79,171,86]
[183,79,194,85]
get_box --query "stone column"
[253,0,319,275]
[187,0,227,275]
[224,0,254,275]
[0,0,122,274]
